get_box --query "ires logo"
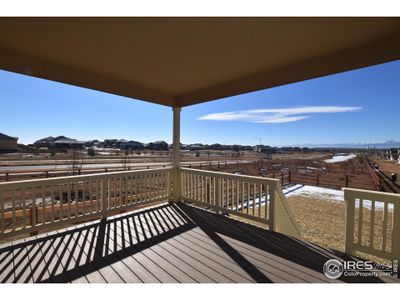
[343,261,374,270]
[323,259,397,279]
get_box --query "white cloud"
[198,105,362,124]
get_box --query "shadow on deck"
[0,202,397,283]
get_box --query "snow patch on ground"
[283,184,391,210]
[283,184,344,202]
[324,154,356,163]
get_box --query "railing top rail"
[343,187,400,202]
[180,167,280,185]
[0,166,173,190]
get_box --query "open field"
[287,195,394,264]
[1,151,378,192]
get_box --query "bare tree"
[69,147,83,175]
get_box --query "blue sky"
[1,60,399,146]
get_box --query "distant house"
[146,141,169,151]
[34,136,85,150]
[54,138,85,150]
[188,143,204,151]
[0,132,18,153]
[119,141,144,150]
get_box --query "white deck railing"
[0,166,300,240]
[344,187,400,261]
[180,167,300,238]
[0,167,172,239]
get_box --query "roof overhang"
[0,17,399,107]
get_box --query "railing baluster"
[265,184,269,220]
[59,184,63,220]
[221,179,225,209]
[75,181,79,217]
[258,183,262,218]
[216,177,221,211]
[369,200,375,248]
[22,189,27,228]
[252,183,256,217]
[12,190,16,230]
[89,180,93,214]
[246,181,250,215]
[240,181,244,213]
[236,180,239,212]
[0,189,4,233]
[382,201,388,252]
[358,198,363,245]
[130,174,133,204]
[67,182,71,220]
[201,175,204,203]
[31,187,37,228]
[51,184,55,223]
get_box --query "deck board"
[0,202,398,283]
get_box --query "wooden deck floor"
[0,202,398,283]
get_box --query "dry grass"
[287,196,393,264]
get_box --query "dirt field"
[287,195,393,264]
[374,158,400,175]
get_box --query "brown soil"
[287,195,393,264]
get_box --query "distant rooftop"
[0,132,18,141]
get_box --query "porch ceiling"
[0,17,399,107]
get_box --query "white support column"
[172,107,181,202]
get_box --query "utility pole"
[255,136,262,172]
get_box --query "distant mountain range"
[288,140,400,149]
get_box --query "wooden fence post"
[288,170,291,183]
[346,174,349,187]
[5,172,9,182]
[316,174,319,186]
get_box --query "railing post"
[172,167,181,203]
[344,189,355,256]
[269,181,276,231]
[393,201,400,262]
[101,178,108,219]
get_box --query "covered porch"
[1,17,400,282]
